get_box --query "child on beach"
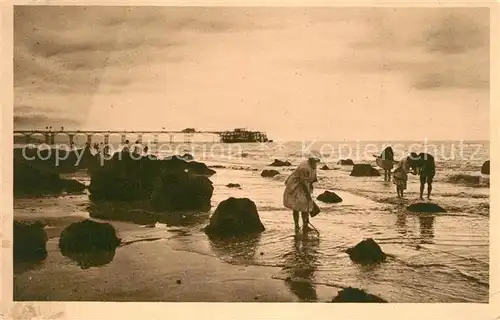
[393,155,415,198]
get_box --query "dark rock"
[406,203,446,213]
[13,221,48,263]
[350,164,380,177]
[317,191,343,203]
[481,160,490,175]
[204,197,265,237]
[269,159,291,167]
[331,287,387,303]
[150,171,214,212]
[337,159,355,165]
[88,155,214,212]
[320,165,331,170]
[59,219,121,254]
[209,165,226,169]
[65,250,117,270]
[261,169,280,177]
[346,238,386,264]
[14,160,86,197]
[186,161,217,176]
[226,183,241,188]
[60,179,87,193]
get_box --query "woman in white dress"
[283,157,320,231]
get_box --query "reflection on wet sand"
[61,249,117,269]
[283,229,320,301]
[395,213,407,236]
[418,215,435,244]
[207,233,262,264]
[88,202,210,227]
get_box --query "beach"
[13,140,490,303]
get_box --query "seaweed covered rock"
[331,287,387,303]
[13,221,48,263]
[150,171,214,212]
[204,197,265,237]
[350,164,380,177]
[337,159,354,165]
[261,169,280,177]
[346,238,386,264]
[14,160,86,196]
[59,220,121,269]
[481,160,490,175]
[269,159,292,167]
[317,191,343,203]
[88,154,214,212]
[407,202,446,213]
[59,219,121,253]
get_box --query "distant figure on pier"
[123,140,130,152]
[103,144,110,156]
[60,126,64,131]
[133,140,142,155]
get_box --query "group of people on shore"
[283,149,436,231]
[375,147,436,200]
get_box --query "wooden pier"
[13,128,269,145]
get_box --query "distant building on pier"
[220,128,268,143]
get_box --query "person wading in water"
[283,157,320,232]
[374,146,396,182]
[410,152,436,200]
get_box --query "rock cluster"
[88,153,215,212]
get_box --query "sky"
[14,6,490,141]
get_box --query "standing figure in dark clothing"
[410,152,436,200]
[374,146,396,181]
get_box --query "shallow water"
[14,141,490,302]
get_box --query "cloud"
[423,11,489,54]
[14,6,264,97]
[307,8,489,91]
[12,7,489,139]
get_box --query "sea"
[13,140,490,302]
